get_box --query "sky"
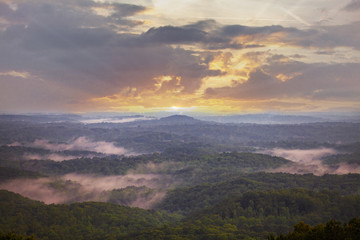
[0,0,359,114]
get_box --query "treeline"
[269,218,360,240]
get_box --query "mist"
[61,173,172,191]
[23,153,78,162]
[0,173,172,208]
[20,137,131,155]
[262,148,360,175]
[261,148,337,163]
[80,116,155,124]
[0,178,85,204]
[128,191,166,209]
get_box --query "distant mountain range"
[198,114,326,124]
[1,113,359,124]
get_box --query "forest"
[0,114,359,239]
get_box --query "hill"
[0,190,177,240]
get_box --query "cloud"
[343,0,360,11]
[286,22,360,50]
[183,19,219,31]
[140,26,207,44]
[0,0,359,112]
[0,1,221,111]
[138,22,295,50]
[220,24,289,37]
[205,60,360,102]
[0,0,146,28]
[177,20,360,51]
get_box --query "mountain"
[198,114,326,124]
[158,115,201,124]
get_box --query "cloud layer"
[0,0,359,113]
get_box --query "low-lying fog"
[3,145,360,209]
[262,148,360,175]
[23,153,78,162]
[80,116,155,124]
[9,136,134,161]
[0,173,172,209]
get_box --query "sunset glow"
[0,0,359,114]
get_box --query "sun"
[170,106,180,111]
[168,106,197,112]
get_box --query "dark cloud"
[0,2,12,18]
[220,24,290,37]
[343,0,360,11]
[110,3,147,17]
[282,22,360,50]
[0,0,146,28]
[141,21,360,51]
[140,26,207,44]
[0,0,221,111]
[138,22,286,49]
[183,19,219,31]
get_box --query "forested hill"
[124,189,360,240]
[2,188,360,240]
[1,116,360,239]
[1,119,360,153]
[157,173,360,215]
[1,150,291,183]
[0,190,177,240]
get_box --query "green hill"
[0,190,177,240]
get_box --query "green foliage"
[0,190,176,240]
[1,121,360,152]
[2,148,291,185]
[15,155,150,175]
[126,189,360,239]
[165,151,290,185]
[1,119,360,239]
[0,167,43,182]
[269,218,360,240]
[323,152,360,165]
[108,186,164,207]
[158,173,360,215]
[0,231,34,240]
[177,189,360,238]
